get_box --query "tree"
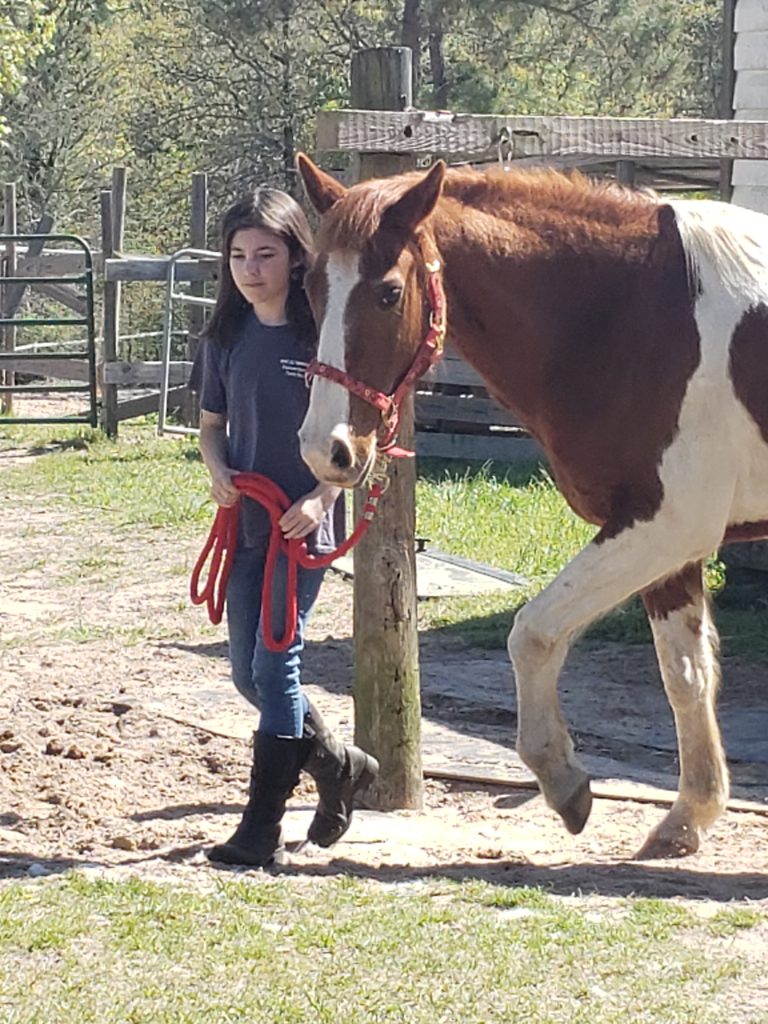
[0,0,726,246]
[0,2,56,139]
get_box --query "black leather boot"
[303,700,380,848]
[208,732,310,867]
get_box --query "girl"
[196,187,378,868]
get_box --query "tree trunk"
[428,3,448,109]
[400,0,421,103]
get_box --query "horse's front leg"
[507,513,725,843]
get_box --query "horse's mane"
[318,165,659,249]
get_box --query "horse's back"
[665,199,768,531]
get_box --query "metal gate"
[157,246,219,437]
[0,233,98,426]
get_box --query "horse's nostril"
[330,439,352,471]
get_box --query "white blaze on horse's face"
[299,249,361,483]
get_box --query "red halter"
[305,256,447,456]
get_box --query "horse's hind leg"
[635,562,728,859]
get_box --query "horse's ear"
[296,153,346,215]
[381,160,446,235]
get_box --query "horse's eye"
[377,283,402,310]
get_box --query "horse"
[295,151,768,860]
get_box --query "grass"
[0,874,764,1024]
[2,420,767,655]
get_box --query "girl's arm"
[199,409,240,507]
[279,483,342,540]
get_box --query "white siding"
[734,70,768,108]
[733,0,768,212]
[736,30,768,67]
[735,0,768,32]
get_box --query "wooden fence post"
[615,160,636,187]
[1,183,17,415]
[350,47,423,810]
[182,170,208,426]
[100,167,126,437]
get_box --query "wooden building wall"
[733,0,768,209]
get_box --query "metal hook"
[497,127,513,170]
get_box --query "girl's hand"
[279,484,341,539]
[279,493,326,539]
[210,467,240,508]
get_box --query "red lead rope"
[190,473,384,652]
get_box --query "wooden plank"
[15,251,100,276]
[26,280,87,317]
[183,171,208,426]
[100,188,119,436]
[0,357,90,381]
[736,0,768,33]
[317,109,768,162]
[104,256,219,283]
[426,351,486,387]
[103,359,192,386]
[115,386,186,422]
[416,431,543,462]
[735,30,768,69]
[415,393,521,428]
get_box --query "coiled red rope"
[190,472,384,652]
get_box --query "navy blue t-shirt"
[196,312,343,553]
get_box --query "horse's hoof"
[558,778,593,835]
[634,825,700,860]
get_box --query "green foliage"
[0,2,56,136]
[0,0,725,249]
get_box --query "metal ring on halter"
[371,452,393,490]
[380,397,398,430]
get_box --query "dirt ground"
[2,440,768,907]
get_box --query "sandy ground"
[1,439,768,909]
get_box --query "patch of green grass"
[4,425,768,655]
[0,874,762,1024]
[416,459,595,582]
[0,620,187,650]
[707,907,766,937]
[2,423,210,532]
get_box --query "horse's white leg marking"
[299,251,360,476]
[638,572,727,858]
[509,456,733,835]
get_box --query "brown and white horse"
[296,152,768,859]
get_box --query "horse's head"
[296,154,446,487]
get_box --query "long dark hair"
[204,188,317,354]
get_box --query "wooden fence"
[1,168,215,436]
[5,113,768,457]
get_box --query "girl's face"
[229,227,294,316]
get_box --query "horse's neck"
[430,208,557,422]
[429,195,658,427]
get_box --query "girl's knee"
[231,669,262,710]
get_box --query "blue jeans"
[225,541,325,737]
